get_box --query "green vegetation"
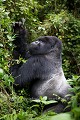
[0,0,80,120]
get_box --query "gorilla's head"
[29,36,62,59]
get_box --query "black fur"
[10,23,72,112]
[12,22,30,59]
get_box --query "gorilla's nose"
[29,41,40,48]
[31,41,40,46]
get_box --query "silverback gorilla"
[10,23,71,110]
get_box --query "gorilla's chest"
[30,56,58,77]
[31,73,63,98]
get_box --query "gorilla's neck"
[45,52,63,75]
[45,51,62,66]
[32,52,63,80]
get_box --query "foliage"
[33,113,74,120]
[68,76,80,120]
[32,96,57,113]
[0,0,80,120]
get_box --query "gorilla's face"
[29,36,62,55]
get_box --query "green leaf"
[32,99,41,103]
[42,100,57,105]
[42,96,47,101]
[0,68,4,77]
[50,113,74,120]
[72,107,80,120]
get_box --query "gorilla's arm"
[12,22,30,59]
[12,58,37,88]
